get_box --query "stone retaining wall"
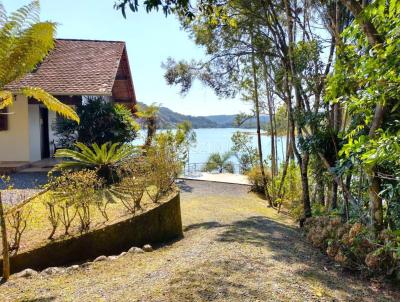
[1,192,182,274]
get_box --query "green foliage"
[0,1,79,122]
[113,158,148,214]
[327,0,400,169]
[47,169,102,234]
[135,103,160,147]
[114,0,193,19]
[123,0,400,278]
[203,152,234,173]
[304,217,400,277]
[55,96,139,147]
[145,130,184,202]
[230,131,257,173]
[55,142,135,183]
[247,166,271,194]
[277,163,303,219]
[272,105,288,136]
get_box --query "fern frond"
[0,90,13,109]
[0,3,6,28]
[54,161,94,170]
[106,143,119,162]
[21,87,79,123]
[55,148,95,164]
[8,0,40,31]
[74,142,97,159]
[0,21,56,86]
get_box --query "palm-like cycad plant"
[55,142,135,183]
[0,1,79,122]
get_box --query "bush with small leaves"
[7,203,32,255]
[1,188,32,255]
[114,158,149,214]
[44,192,60,239]
[47,169,100,234]
[145,133,183,202]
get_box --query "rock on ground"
[42,267,63,275]
[14,269,38,278]
[143,244,153,252]
[129,247,144,253]
[93,256,108,262]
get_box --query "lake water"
[136,128,287,170]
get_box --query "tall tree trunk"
[343,174,352,221]
[300,153,312,218]
[368,173,383,234]
[262,60,277,204]
[251,34,271,206]
[0,192,10,281]
[144,118,156,148]
[315,166,325,205]
[331,182,338,209]
[284,0,311,219]
[277,118,292,200]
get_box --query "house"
[0,39,137,163]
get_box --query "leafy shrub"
[246,166,271,194]
[0,178,33,255]
[203,152,234,173]
[45,193,59,239]
[145,132,183,202]
[230,131,257,173]
[54,96,139,148]
[47,169,101,235]
[304,217,400,278]
[113,157,149,214]
[6,196,32,255]
[273,163,303,219]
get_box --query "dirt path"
[0,180,399,302]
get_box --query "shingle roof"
[6,39,126,95]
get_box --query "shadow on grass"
[20,298,56,302]
[177,180,194,193]
[183,216,400,299]
[165,258,271,301]
[184,221,225,232]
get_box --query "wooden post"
[0,191,10,281]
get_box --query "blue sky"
[4,0,250,116]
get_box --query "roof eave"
[11,90,113,97]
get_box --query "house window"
[0,108,9,131]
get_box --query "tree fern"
[0,1,79,122]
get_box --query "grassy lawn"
[0,181,399,302]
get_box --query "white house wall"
[28,104,41,162]
[0,95,31,162]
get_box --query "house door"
[40,107,50,159]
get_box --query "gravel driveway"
[0,172,48,204]
[0,180,399,301]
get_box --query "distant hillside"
[158,106,218,128]
[137,102,269,129]
[206,115,270,128]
